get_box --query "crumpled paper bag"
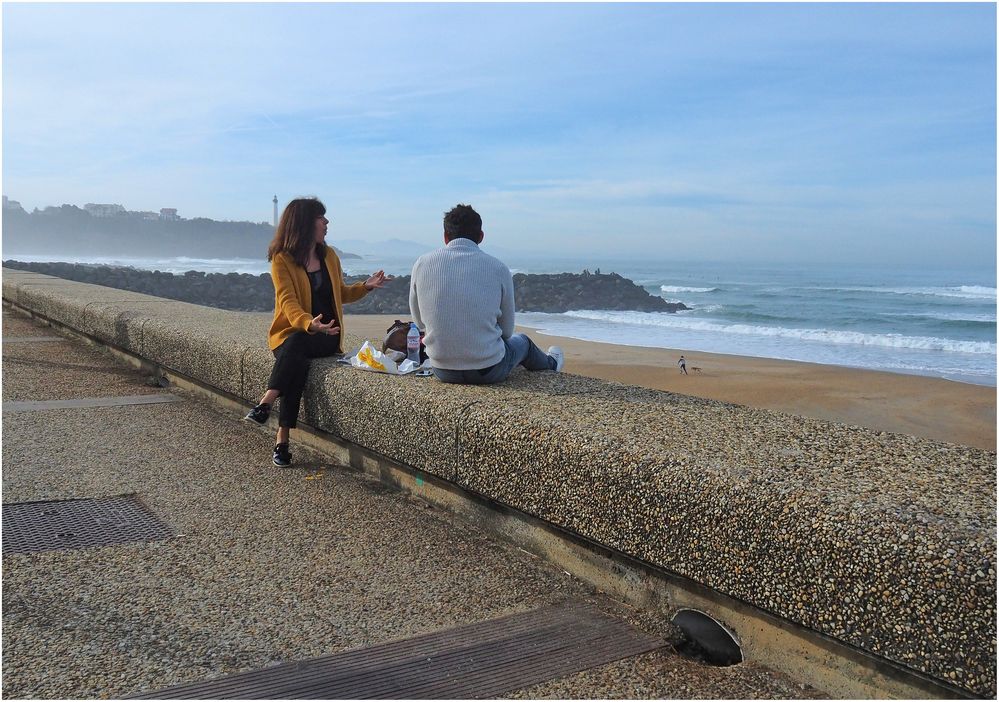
[348,340,427,375]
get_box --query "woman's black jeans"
[268,331,341,428]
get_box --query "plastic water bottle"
[406,323,421,364]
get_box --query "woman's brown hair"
[267,197,327,267]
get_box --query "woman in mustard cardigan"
[244,197,390,466]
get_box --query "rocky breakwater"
[511,271,684,313]
[1,261,686,315]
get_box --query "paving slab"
[2,307,165,402]
[4,394,182,412]
[3,311,52,336]
[1,333,166,402]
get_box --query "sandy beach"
[347,314,996,451]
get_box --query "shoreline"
[6,259,993,387]
[348,314,996,451]
[524,326,996,389]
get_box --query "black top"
[307,259,337,326]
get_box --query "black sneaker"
[244,402,271,425]
[273,442,292,467]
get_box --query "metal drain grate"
[2,494,173,555]
[131,602,665,699]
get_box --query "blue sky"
[3,2,995,266]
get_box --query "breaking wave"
[562,310,996,355]
[660,285,718,293]
[808,285,996,301]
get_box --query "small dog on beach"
[690,366,702,374]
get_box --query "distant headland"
[1,198,360,260]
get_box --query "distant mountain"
[1,203,360,259]
[478,242,517,259]
[335,237,522,260]
[335,238,435,257]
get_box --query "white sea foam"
[953,285,998,298]
[562,310,996,355]
[169,256,261,266]
[809,284,997,301]
[885,311,998,323]
[4,253,268,274]
[890,285,997,300]
[660,285,718,293]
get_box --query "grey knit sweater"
[409,238,515,370]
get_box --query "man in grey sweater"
[409,204,564,384]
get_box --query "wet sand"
[347,314,996,451]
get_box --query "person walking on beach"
[678,355,688,375]
[409,203,563,384]
[243,197,391,466]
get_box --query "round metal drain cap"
[671,609,743,666]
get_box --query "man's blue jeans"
[433,333,555,385]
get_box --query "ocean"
[7,252,996,386]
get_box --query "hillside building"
[84,203,126,217]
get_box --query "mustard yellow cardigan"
[268,248,369,352]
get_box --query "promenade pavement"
[1,306,819,699]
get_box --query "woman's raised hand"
[364,270,393,290]
[309,315,340,336]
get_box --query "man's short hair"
[443,204,482,241]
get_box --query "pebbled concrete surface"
[1,306,818,699]
[4,268,995,696]
[457,381,997,694]
[3,313,164,402]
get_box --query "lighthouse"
[272,195,278,227]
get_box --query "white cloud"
[2,3,994,266]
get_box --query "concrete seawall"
[4,268,995,698]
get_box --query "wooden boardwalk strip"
[131,602,664,699]
[3,394,182,412]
